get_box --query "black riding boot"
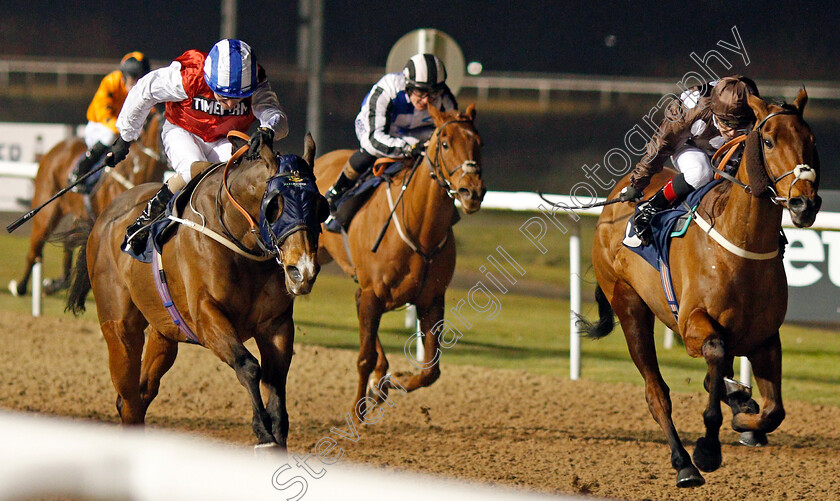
[632,173,695,246]
[121,185,174,254]
[70,142,109,193]
[324,170,357,213]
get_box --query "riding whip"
[7,158,113,233]
[537,192,622,210]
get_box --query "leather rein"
[712,109,815,207]
[385,118,480,261]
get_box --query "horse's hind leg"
[101,314,148,424]
[391,295,444,392]
[139,329,179,412]
[10,202,62,296]
[254,312,295,448]
[43,246,74,295]
[612,282,703,487]
[731,332,785,435]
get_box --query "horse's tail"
[65,219,93,316]
[576,285,615,339]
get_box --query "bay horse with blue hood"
[66,133,328,450]
[582,90,821,487]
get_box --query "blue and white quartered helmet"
[204,39,258,99]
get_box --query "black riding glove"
[247,127,275,159]
[619,185,643,203]
[106,137,131,167]
[402,141,425,158]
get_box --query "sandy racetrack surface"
[1,309,839,500]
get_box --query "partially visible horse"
[10,110,167,296]
[583,90,821,487]
[65,134,327,449]
[314,104,486,422]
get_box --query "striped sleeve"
[365,79,411,157]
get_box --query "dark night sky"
[3,1,840,80]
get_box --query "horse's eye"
[763,137,774,149]
[266,197,283,222]
[442,141,450,150]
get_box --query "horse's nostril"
[286,266,302,283]
[458,188,472,199]
[788,197,806,211]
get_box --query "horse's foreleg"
[731,333,785,434]
[254,312,295,448]
[138,329,178,412]
[200,307,276,447]
[612,282,703,487]
[687,311,726,473]
[391,295,444,393]
[354,288,384,423]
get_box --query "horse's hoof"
[739,431,768,447]
[367,373,391,404]
[8,280,22,297]
[676,466,705,488]
[254,442,283,458]
[693,436,722,472]
[42,278,66,295]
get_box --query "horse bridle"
[751,109,817,207]
[425,118,481,198]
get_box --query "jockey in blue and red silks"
[111,39,289,254]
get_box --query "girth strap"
[152,249,201,345]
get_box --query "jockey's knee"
[165,172,187,192]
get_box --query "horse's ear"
[747,94,769,124]
[794,87,808,114]
[303,132,316,167]
[744,129,770,197]
[464,103,476,122]
[428,104,446,127]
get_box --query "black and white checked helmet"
[403,53,447,92]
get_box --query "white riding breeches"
[84,122,117,149]
[162,119,234,183]
[671,145,715,189]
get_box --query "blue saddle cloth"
[624,179,724,271]
[325,161,407,233]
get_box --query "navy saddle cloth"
[624,179,724,271]
[325,160,407,233]
[123,166,217,263]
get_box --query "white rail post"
[570,219,581,381]
[405,305,423,363]
[664,327,675,349]
[32,261,42,317]
[740,357,752,386]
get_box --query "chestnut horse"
[583,91,821,487]
[314,104,486,422]
[65,134,327,449]
[10,110,167,297]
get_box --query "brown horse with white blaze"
[582,90,821,487]
[314,104,485,422]
[10,110,167,296]
[65,134,327,449]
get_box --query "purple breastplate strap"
[152,249,201,345]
